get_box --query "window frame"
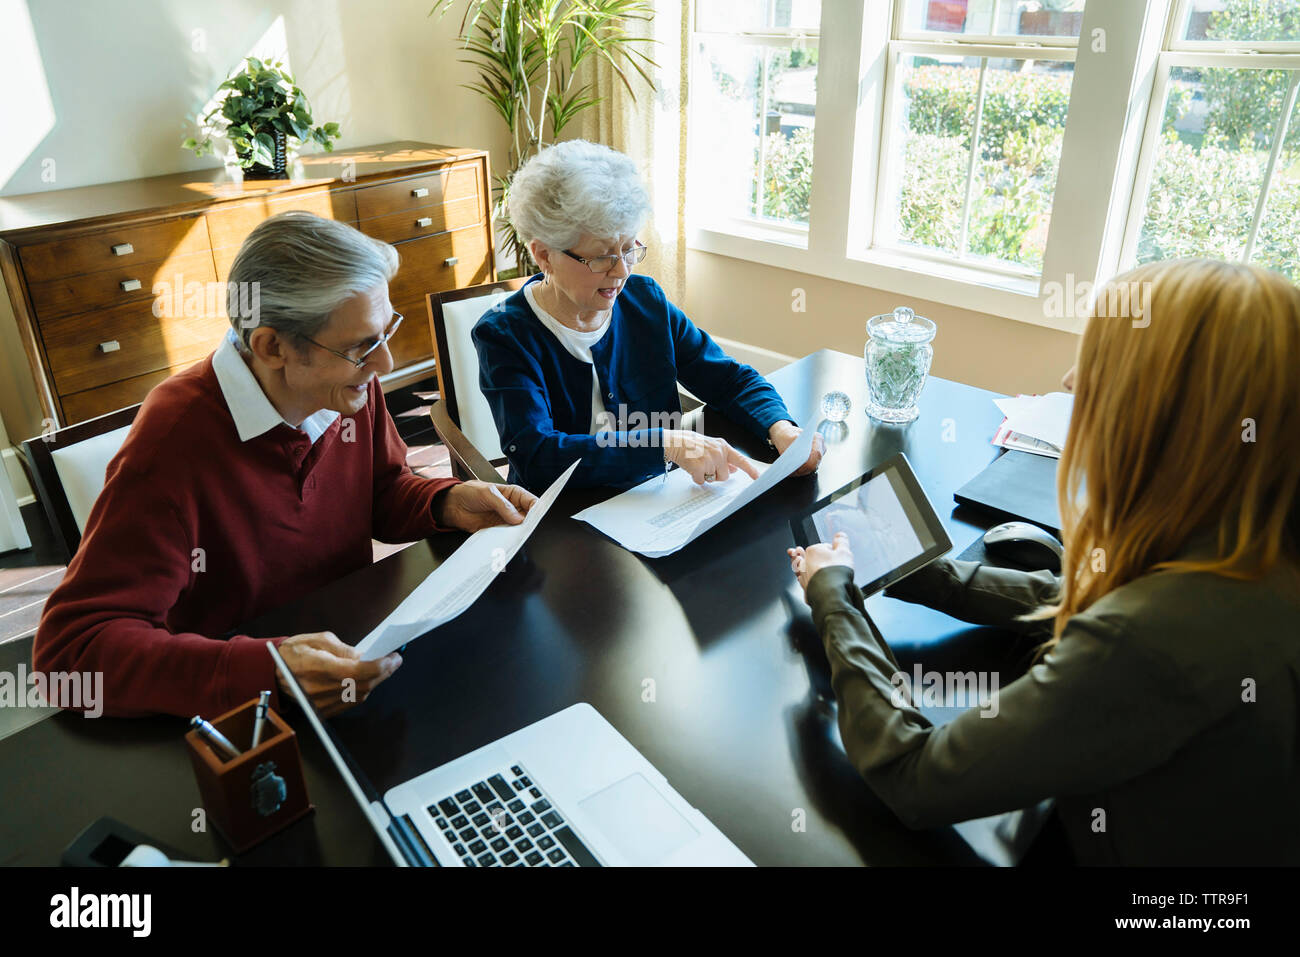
[688,7,822,242]
[872,37,1079,281]
[1169,0,1300,54]
[1115,1,1300,273]
[686,1,1212,333]
[892,0,1086,48]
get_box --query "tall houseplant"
[183,57,341,179]
[433,0,655,274]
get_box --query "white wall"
[684,251,1081,398]
[1,0,509,194]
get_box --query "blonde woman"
[788,258,1300,865]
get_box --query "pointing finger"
[728,445,760,480]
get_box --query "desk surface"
[0,349,1030,866]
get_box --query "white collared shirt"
[212,329,340,444]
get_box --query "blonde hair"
[1038,258,1300,644]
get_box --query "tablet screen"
[791,454,951,595]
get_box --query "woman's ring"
[704,472,717,482]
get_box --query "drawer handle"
[415,217,433,228]
[120,279,142,292]
[99,340,121,354]
[112,243,135,256]
[411,187,429,198]
[443,257,459,267]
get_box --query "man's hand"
[769,420,824,476]
[433,481,537,532]
[276,631,401,717]
[787,531,855,599]
[663,430,760,485]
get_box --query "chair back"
[22,406,140,559]
[427,278,528,463]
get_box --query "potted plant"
[182,57,341,179]
[433,0,655,274]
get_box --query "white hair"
[507,140,651,250]
[226,210,399,350]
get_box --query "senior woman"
[472,140,823,491]
[788,258,1300,864]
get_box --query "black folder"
[953,450,1061,536]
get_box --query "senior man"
[34,211,536,719]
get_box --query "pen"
[250,690,271,749]
[190,716,242,760]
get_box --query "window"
[875,1,1086,277]
[1121,0,1300,281]
[684,2,1299,332]
[689,1,822,236]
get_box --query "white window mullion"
[806,0,877,263]
[755,52,770,221]
[1114,53,1174,272]
[1041,0,1174,323]
[956,58,990,260]
[1242,70,1300,263]
[894,39,1076,62]
[1169,0,1191,47]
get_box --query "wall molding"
[711,336,796,376]
[2,446,35,505]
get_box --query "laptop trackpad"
[578,773,699,865]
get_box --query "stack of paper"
[992,392,1074,458]
[573,428,815,558]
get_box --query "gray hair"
[507,140,651,250]
[226,210,399,350]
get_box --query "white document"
[573,428,815,558]
[993,392,1074,452]
[355,460,580,660]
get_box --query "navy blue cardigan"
[471,274,793,491]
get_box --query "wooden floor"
[0,380,450,737]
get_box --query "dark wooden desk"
[0,349,1030,866]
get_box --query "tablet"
[789,453,952,596]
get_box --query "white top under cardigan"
[524,283,615,435]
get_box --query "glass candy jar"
[864,306,935,423]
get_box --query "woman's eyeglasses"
[562,241,648,274]
[302,312,404,368]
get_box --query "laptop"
[268,643,753,867]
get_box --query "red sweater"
[33,355,458,718]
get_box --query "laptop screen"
[265,641,437,866]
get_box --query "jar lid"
[867,306,936,344]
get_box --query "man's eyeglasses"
[301,312,404,369]
[562,241,648,274]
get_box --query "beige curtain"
[573,0,691,304]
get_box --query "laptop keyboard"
[427,764,601,867]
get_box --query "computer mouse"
[982,521,1064,573]
[119,844,172,867]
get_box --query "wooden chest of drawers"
[0,141,496,426]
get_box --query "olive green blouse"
[804,546,1300,865]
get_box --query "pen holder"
[184,698,314,854]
